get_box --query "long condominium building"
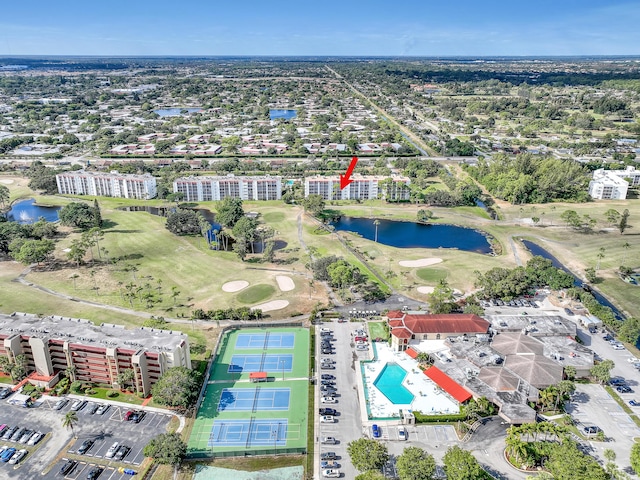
[56,170,157,199]
[0,312,190,396]
[173,174,282,201]
[304,174,411,201]
[588,166,640,200]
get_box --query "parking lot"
[0,395,174,479]
[47,461,135,480]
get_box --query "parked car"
[322,469,340,478]
[321,396,337,404]
[321,460,340,468]
[321,375,335,380]
[617,385,633,394]
[130,411,145,423]
[320,416,335,423]
[87,403,99,414]
[1,447,16,463]
[114,445,130,461]
[603,334,613,341]
[322,436,337,444]
[86,466,104,479]
[321,380,335,386]
[356,344,368,351]
[2,426,18,441]
[54,399,68,410]
[398,427,407,441]
[0,425,6,437]
[60,459,78,475]
[124,410,135,421]
[70,400,87,411]
[10,427,26,442]
[609,378,626,386]
[95,404,109,415]
[0,388,12,399]
[629,400,640,407]
[27,431,43,446]
[105,441,119,459]
[612,344,625,350]
[322,349,333,354]
[8,449,27,465]
[77,439,94,455]
[321,365,335,370]
[319,408,337,416]
[320,452,337,460]
[18,429,34,444]
[372,424,380,438]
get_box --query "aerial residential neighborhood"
[1,2,640,480]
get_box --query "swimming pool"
[373,363,415,404]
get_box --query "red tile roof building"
[423,366,472,403]
[384,311,490,351]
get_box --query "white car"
[320,415,335,423]
[105,441,119,459]
[8,449,27,465]
[398,427,407,441]
[27,432,43,446]
[612,344,625,350]
[322,469,341,478]
[356,344,368,351]
[321,396,337,404]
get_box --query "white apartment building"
[304,175,411,201]
[588,168,637,200]
[56,170,157,199]
[173,175,282,201]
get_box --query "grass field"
[188,327,309,457]
[416,268,448,283]
[236,284,276,304]
[368,321,389,340]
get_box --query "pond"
[5,199,60,224]
[153,107,202,117]
[521,239,625,321]
[269,109,297,120]
[330,217,492,254]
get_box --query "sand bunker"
[0,179,14,184]
[222,280,249,293]
[417,286,435,294]
[276,275,295,292]
[252,300,289,312]
[399,258,443,268]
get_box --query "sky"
[1,0,639,56]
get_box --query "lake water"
[6,199,60,224]
[521,239,625,320]
[330,217,492,253]
[269,109,297,120]
[153,107,202,117]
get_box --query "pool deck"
[360,342,459,422]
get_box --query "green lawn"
[416,268,448,283]
[236,284,276,304]
[368,321,389,341]
[83,387,145,405]
[262,211,285,223]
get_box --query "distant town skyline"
[1,0,639,56]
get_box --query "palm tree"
[373,219,380,243]
[622,242,631,265]
[596,247,606,271]
[63,411,79,438]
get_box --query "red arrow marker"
[340,156,359,190]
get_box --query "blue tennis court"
[228,354,293,373]
[235,332,295,349]
[208,419,288,447]
[218,388,291,411]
